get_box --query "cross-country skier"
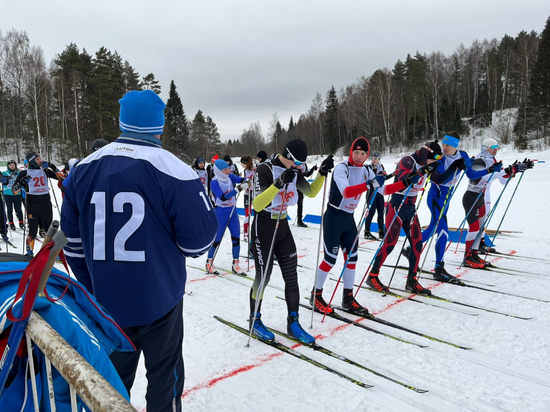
[311,137,414,315]
[61,90,217,412]
[240,155,255,240]
[249,139,333,344]
[205,159,249,275]
[366,141,444,295]
[364,151,388,240]
[462,138,533,268]
[192,157,208,192]
[2,160,24,230]
[13,152,63,255]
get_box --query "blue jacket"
[429,150,488,196]
[0,262,134,411]
[61,132,218,327]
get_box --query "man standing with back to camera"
[61,90,218,411]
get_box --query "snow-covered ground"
[8,146,548,411]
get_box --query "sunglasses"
[423,145,442,160]
[489,144,499,150]
[286,148,303,166]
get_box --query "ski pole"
[247,185,289,347]
[0,222,66,396]
[354,184,413,299]
[247,185,253,271]
[484,172,525,261]
[322,187,379,323]
[417,170,462,275]
[309,177,328,328]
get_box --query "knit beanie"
[283,139,308,163]
[26,151,40,169]
[119,90,165,135]
[211,154,219,163]
[215,159,229,171]
[197,157,205,164]
[92,138,109,151]
[418,141,442,165]
[256,150,268,162]
[349,136,370,166]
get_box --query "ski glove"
[524,158,535,169]
[237,181,250,192]
[385,172,395,180]
[451,158,466,171]
[419,161,439,175]
[274,168,297,189]
[403,171,421,187]
[311,165,318,172]
[319,155,334,176]
[487,161,503,173]
[370,175,386,189]
[11,183,21,194]
[1,177,9,185]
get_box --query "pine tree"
[123,60,142,93]
[142,73,161,94]
[324,86,339,153]
[527,17,550,138]
[165,80,189,157]
[205,116,222,156]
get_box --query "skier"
[366,141,444,296]
[2,160,24,230]
[295,162,317,227]
[61,89,218,412]
[224,154,240,176]
[414,132,491,281]
[240,155,255,239]
[249,139,333,343]
[206,154,219,204]
[192,157,208,192]
[462,138,532,268]
[364,152,388,240]
[12,152,63,256]
[205,159,249,275]
[311,137,413,315]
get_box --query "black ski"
[214,316,374,389]
[269,327,428,393]
[331,305,472,350]
[389,287,533,320]
[288,298,428,348]
[485,250,550,264]
[382,264,496,286]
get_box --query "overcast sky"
[1,1,548,142]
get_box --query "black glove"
[311,165,318,172]
[11,183,21,194]
[319,155,334,176]
[403,171,421,187]
[451,158,466,171]
[524,158,535,169]
[385,172,395,180]
[274,168,297,189]
[487,161,503,173]
[1,177,9,185]
[419,162,439,175]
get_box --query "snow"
[10,147,549,411]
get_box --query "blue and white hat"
[119,90,165,135]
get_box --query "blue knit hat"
[119,90,165,135]
[215,159,229,170]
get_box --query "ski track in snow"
[10,150,548,411]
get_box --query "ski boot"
[19,221,25,230]
[297,221,308,228]
[39,228,46,238]
[405,277,432,295]
[205,258,219,275]
[364,231,377,240]
[366,272,388,292]
[463,251,486,269]
[342,289,371,317]
[309,288,333,314]
[433,262,460,284]
[249,312,274,341]
[287,311,315,344]
[474,251,494,267]
[26,244,33,257]
[9,223,16,231]
[232,259,246,276]
[479,239,496,254]
[378,228,385,240]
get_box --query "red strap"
[7,242,55,322]
[43,250,71,302]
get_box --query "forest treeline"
[1,17,549,164]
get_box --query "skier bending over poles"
[461,138,531,268]
[366,141,444,296]
[249,139,333,343]
[205,159,250,275]
[310,137,411,315]
[417,131,489,282]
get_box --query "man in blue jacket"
[61,90,218,412]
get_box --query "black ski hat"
[256,150,267,162]
[418,140,442,165]
[283,139,308,163]
[91,138,109,151]
[26,151,40,169]
[351,136,370,154]
[7,160,16,167]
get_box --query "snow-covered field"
[9,146,548,412]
